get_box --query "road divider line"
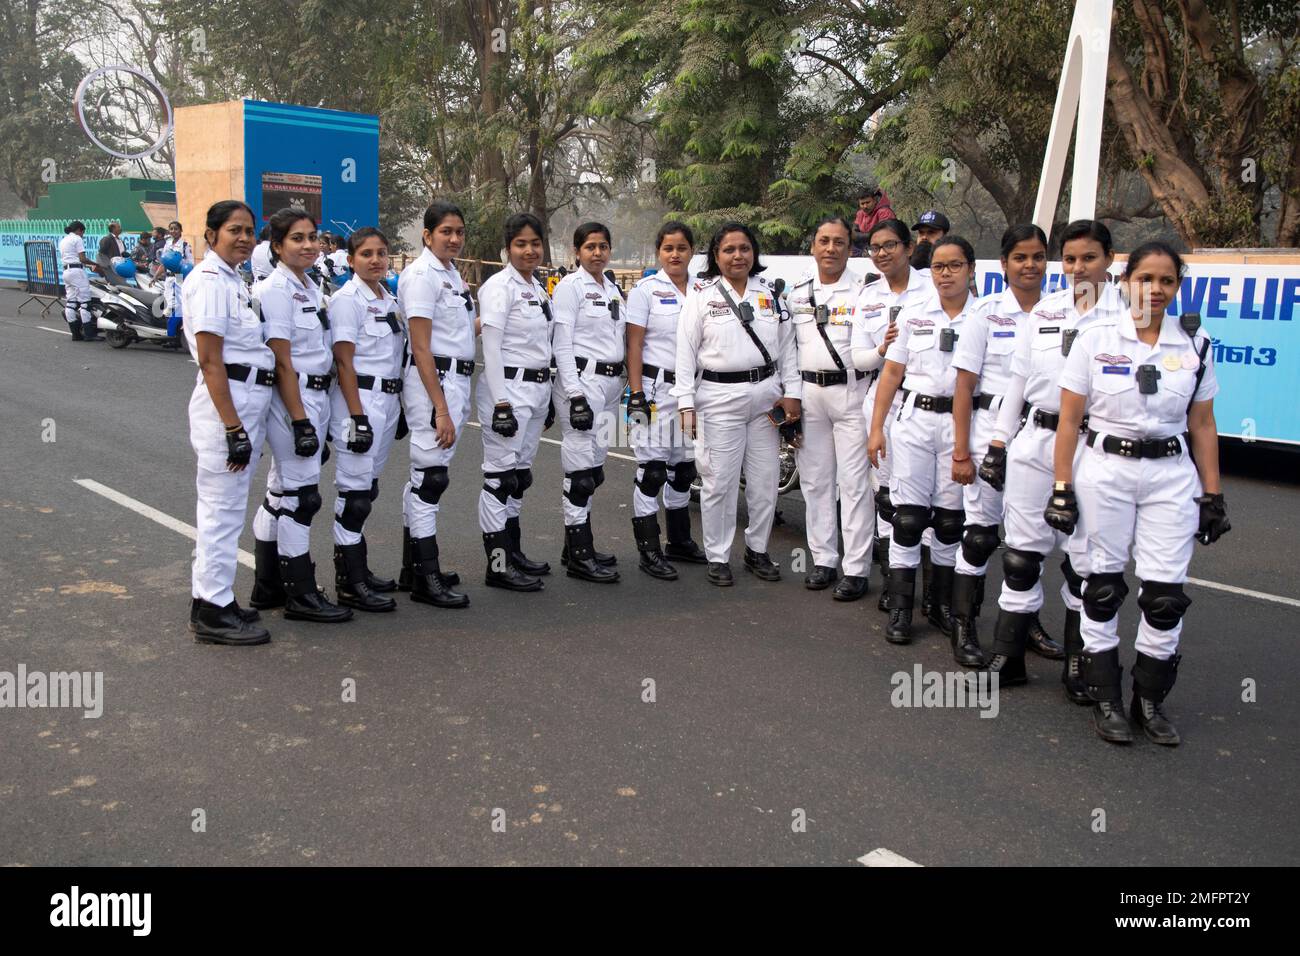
[72,478,255,569]
[463,420,639,462]
[39,326,71,336]
[1186,576,1300,608]
[858,848,922,867]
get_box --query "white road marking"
[38,326,72,336]
[463,420,639,462]
[858,848,922,867]
[72,478,255,569]
[1186,576,1300,608]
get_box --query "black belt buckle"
[253,368,276,387]
[748,366,764,384]
[457,359,475,376]
[916,394,934,411]
[304,373,331,390]
[381,378,401,394]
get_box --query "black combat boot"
[1061,609,1090,704]
[886,566,917,644]
[190,598,270,646]
[632,514,677,580]
[400,526,462,591]
[249,538,286,610]
[1027,611,1064,659]
[280,553,353,623]
[949,572,986,667]
[358,535,396,592]
[334,543,397,612]
[409,535,470,608]
[563,523,619,583]
[68,319,84,341]
[742,547,781,581]
[985,610,1030,686]
[505,516,550,576]
[1082,648,1133,744]
[926,563,956,637]
[875,538,891,613]
[663,507,707,564]
[920,545,933,617]
[1130,652,1181,746]
[560,520,617,568]
[484,530,543,591]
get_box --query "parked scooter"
[90,257,184,349]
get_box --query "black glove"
[978,444,1007,492]
[491,402,518,437]
[225,423,252,467]
[346,414,374,453]
[570,395,594,431]
[1044,484,1079,535]
[291,418,319,457]
[544,398,556,430]
[1195,493,1230,545]
[626,390,651,427]
[394,408,409,441]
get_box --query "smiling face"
[867,224,912,281]
[426,215,465,264]
[208,209,256,266]
[168,222,183,241]
[1003,238,1047,294]
[1061,237,1115,308]
[716,230,754,282]
[657,231,692,280]
[508,225,544,274]
[1124,252,1180,326]
[349,235,389,283]
[812,221,851,281]
[274,217,319,273]
[577,230,611,277]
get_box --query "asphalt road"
[0,288,1296,867]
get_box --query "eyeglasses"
[930,261,969,275]
[868,240,903,256]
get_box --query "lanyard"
[808,284,846,371]
[716,281,774,369]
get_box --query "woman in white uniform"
[551,222,626,583]
[851,219,928,610]
[184,200,275,645]
[981,219,1128,692]
[476,212,554,592]
[625,221,706,579]
[1048,241,1228,746]
[947,224,1051,666]
[329,227,404,613]
[868,236,980,645]
[58,221,102,341]
[790,216,872,600]
[674,222,801,587]
[395,200,473,609]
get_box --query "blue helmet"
[113,257,137,279]
[180,261,195,278]
[161,250,183,273]
[384,273,399,294]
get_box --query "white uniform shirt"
[255,263,332,377]
[250,241,274,282]
[59,233,86,266]
[851,266,931,362]
[330,275,404,379]
[478,263,552,370]
[329,249,350,275]
[551,268,626,397]
[1060,309,1218,440]
[789,270,865,372]
[885,291,980,397]
[626,270,687,371]
[398,247,477,361]
[163,236,195,265]
[672,272,801,410]
[952,287,1032,397]
[182,249,274,369]
[1016,283,1127,413]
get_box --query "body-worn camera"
[1137,364,1160,394]
[939,327,956,352]
[608,299,620,321]
[1061,328,1077,356]
[814,304,829,326]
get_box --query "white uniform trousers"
[997,421,1084,615]
[632,371,693,518]
[330,388,401,545]
[189,378,273,605]
[1068,443,1201,660]
[955,403,1004,576]
[693,377,783,564]
[865,380,901,539]
[63,268,93,329]
[477,375,549,533]
[798,375,874,576]
[402,368,472,538]
[252,384,330,558]
[888,401,961,570]
[554,369,623,526]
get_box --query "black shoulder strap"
[1187,331,1211,416]
[716,281,774,368]
[807,285,846,371]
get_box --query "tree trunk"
[474,0,507,197]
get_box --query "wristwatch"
[1053,480,1072,493]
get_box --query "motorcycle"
[689,437,800,500]
[90,258,182,350]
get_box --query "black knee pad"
[514,467,534,496]
[874,487,895,524]
[483,469,519,505]
[592,465,606,489]
[1083,571,1129,622]
[369,478,380,502]
[336,489,372,533]
[667,460,697,493]
[1137,580,1191,630]
[564,469,597,508]
[931,507,965,545]
[960,523,1000,567]
[1002,548,1044,591]
[1060,556,1084,599]
[283,484,322,526]
[414,466,449,505]
[637,460,669,498]
[892,505,930,547]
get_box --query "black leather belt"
[576,357,625,377]
[902,389,953,413]
[1021,401,1088,433]
[801,369,866,387]
[301,373,332,391]
[434,355,475,376]
[1086,429,1184,459]
[64,263,82,270]
[356,374,402,394]
[225,363,276,386]
[701,363,775,384]
[504,366,549,383]
[975,392,1000,410]
[641,363,676,384]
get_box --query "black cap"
[912,210,951,233]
